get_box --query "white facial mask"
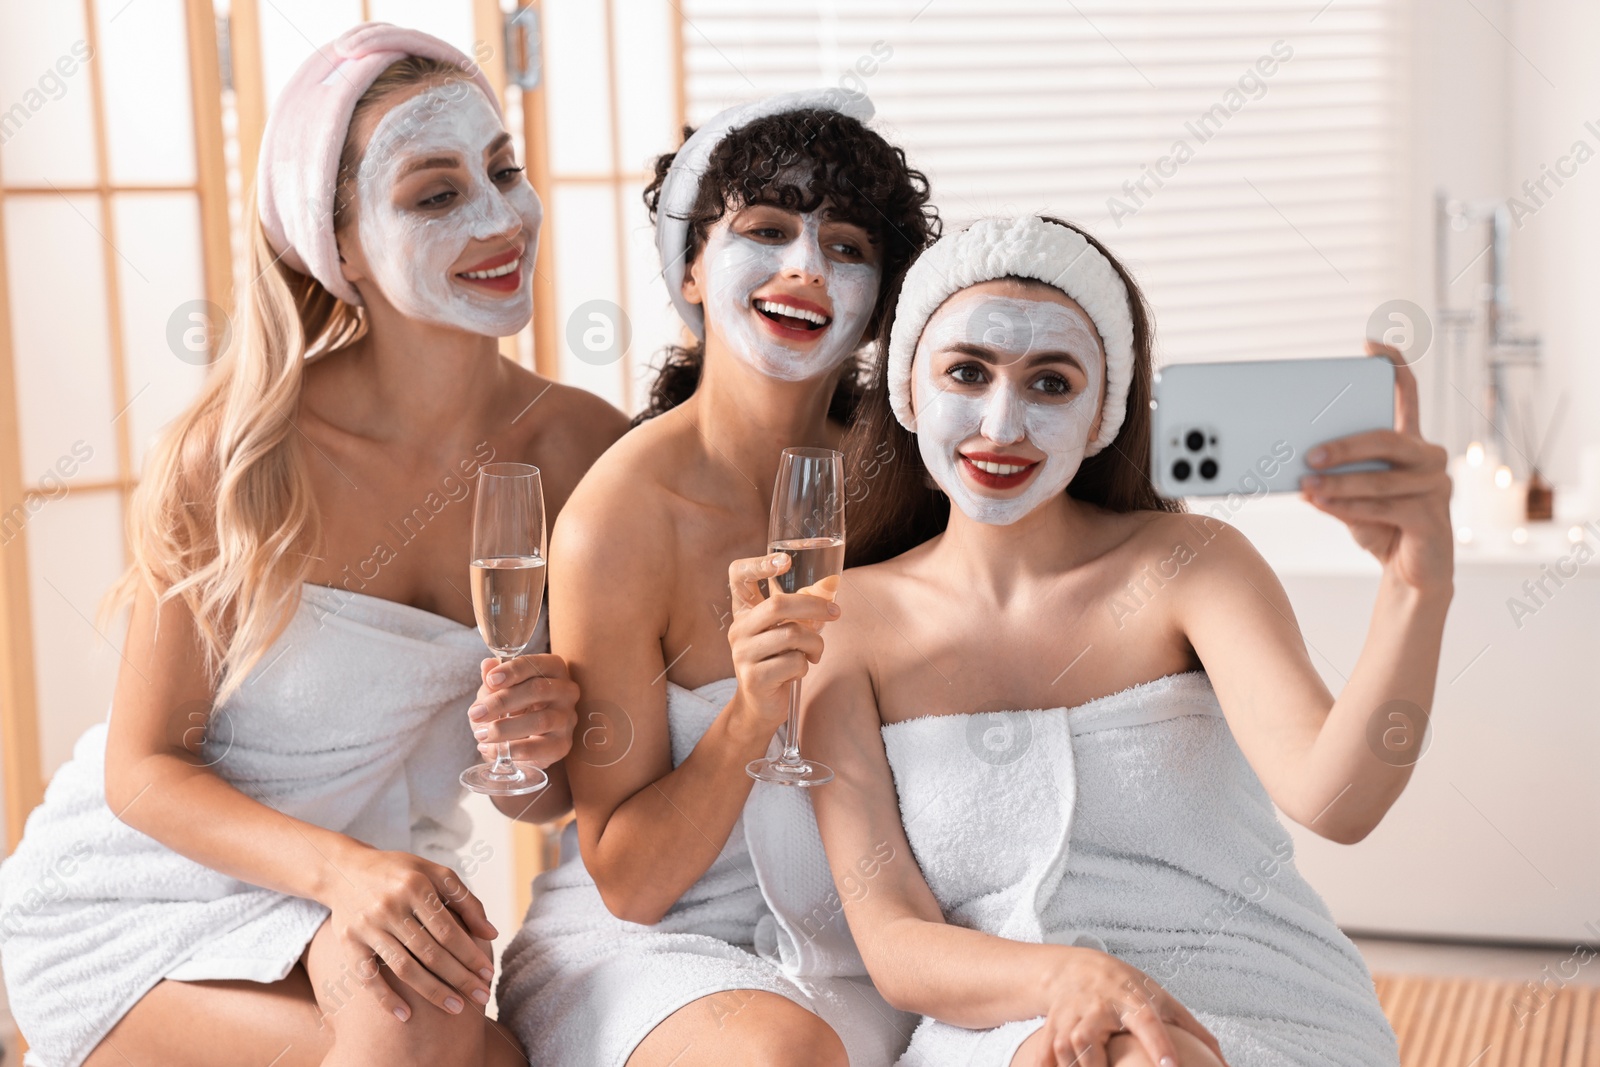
[353,83,541,337]
[911,292,1105,525]
[696,211,880,382]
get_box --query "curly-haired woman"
[495,91,940,1066]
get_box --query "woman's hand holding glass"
[725,552,840,739]
[467,653,579,768]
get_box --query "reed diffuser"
[1515,390,1566,523]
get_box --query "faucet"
[1433,190,1542,465]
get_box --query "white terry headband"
[656,88,875,339]
[887,215,1136,456]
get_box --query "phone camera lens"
[1185,430,1205,452]
[1199,458,1218,480]
[1172,459,1192,481]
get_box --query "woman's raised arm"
[1174,347,1452,845]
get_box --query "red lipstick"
[959,451,1041,490]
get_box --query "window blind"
[678,0,1404,365]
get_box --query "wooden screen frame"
[0,0,232,849]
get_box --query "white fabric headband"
[656,88,876,339]
[886,215,1136,456]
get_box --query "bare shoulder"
[1117,509,1285,621]
[508,368,629,472]
[557,403,691,507]
[1118,508,1260,566]
[547,414,684,585]
[831,544,932,652]
[838,552,918,606]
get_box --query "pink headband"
[256,22,503,307]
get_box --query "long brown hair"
[636,108,941,426]
[104,57,467,702]
[842,216,1182,567]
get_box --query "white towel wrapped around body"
[0,583,499,1067]
[878,672,1399,1067]
[497,677,915,1066]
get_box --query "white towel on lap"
[744,734,869,978]
[498,677,915,1067]
[0,583,502,1067]
[877,672,1399,1067]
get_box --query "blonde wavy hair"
[105,56,468,704]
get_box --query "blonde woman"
[0,24,625,1067]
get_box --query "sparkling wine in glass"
[460,463,550,797]
[746,447,845,787]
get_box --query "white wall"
[1268,0,1600,943]
[1401,0,1512,445]
[1402,0,1599,486]
[1508,0,1600,487]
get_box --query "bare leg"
[83,963,332,1067]
[81,919,523,1067]
[1011,1023,1226,1067]
[303,918,527,1067]
[627,989,847,1067]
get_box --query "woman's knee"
[321,994,515,1067]
[1105,1024,1226,1067]
[630,990,846,1067]
[749,1005,847,1067]
[308,923,520,1067]
[485,1019,531,1067]
[1013,1024,1224,1067]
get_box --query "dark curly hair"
[637,107,940,425]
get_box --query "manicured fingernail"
[1161,1059,1178,1067]
[393,1006,409,1022]
[479,967,494,980]
[1308,446,1328,465]
[473,726,489,740]
[444,995,463,1013]
[469,703,489,721]
[471,987,490,1005]
[827,603,841,616]
[770,553,786,566]
[488,670,507,685]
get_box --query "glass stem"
[492,742,516,774]
[488,655,522,781]
[780,679,803,765]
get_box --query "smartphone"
[1149,356,1395,499]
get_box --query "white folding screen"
[257,1,477,105]
[679,0,1408,367]
[0,0,218,835]
[540,0,678,412]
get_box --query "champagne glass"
[460,463,550,796]
[746,447,845,787]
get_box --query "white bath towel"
[498,677,915,1066]
[743,727,869,978]
[878,672,1399,1067]
[0,583,506,1067]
